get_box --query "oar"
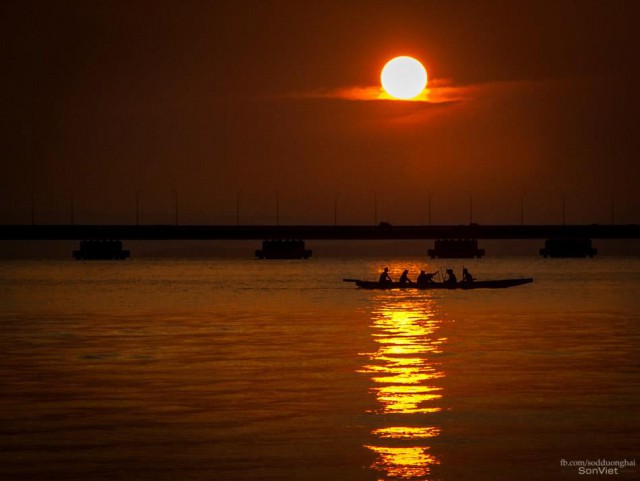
[343,278,359,283]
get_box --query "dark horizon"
[2,223,640,240]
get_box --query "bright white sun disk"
[381,56,428,100]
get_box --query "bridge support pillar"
[428,239,485,259]
[73,239,131,260]
[540,238,597,258]
[256,239,312,259]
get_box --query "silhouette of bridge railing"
[1,224,639,240]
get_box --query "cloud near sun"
[284,78,556,111]
[287,56,469,104]
[289,79,470,104]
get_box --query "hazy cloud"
[284,78,471,104]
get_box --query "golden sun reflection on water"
[360,296,446,479]
[372,426,441,440]
[366,446,439,479]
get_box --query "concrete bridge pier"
[428,239,485,259]
[72,239,131,260]
[540,238,597,258]
[255,239,312,259]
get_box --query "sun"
[381,56,428,100]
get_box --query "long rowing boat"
[343,278,533,290]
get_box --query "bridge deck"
[1,224,639,240]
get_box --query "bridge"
[1,223,638,240]
[3,223,638,258]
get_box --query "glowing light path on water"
[359,297,447,479]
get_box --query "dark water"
[0,258,638,480]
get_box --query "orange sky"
[1,0,638,225]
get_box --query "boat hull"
[344,278,533,290]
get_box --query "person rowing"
[416,270,438,285]
[398,269,413,286]
[445,268,458,285]
[462,268,475,283]
[378,267,393,284]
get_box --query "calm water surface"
[0,257,638,480]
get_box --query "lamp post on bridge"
[136,190,143,225]
[171,189,178,226]
[68,189,74,225]
[464,190,473,224]
[236,190,241,226]
[274,190,280,226]
[611,195,615,225]
[371,190,377,226]
[334,191,340,226]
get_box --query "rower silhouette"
[462,268,474,283]
[398,269,413,286]
[379,267,392,284]
[445,268,457,285]
[416,270,437,285]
